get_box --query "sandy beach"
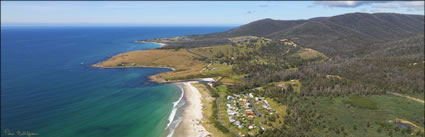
[135,41,167,47]
[172,81,211,137]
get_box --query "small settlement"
[225,93,278,132]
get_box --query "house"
[267,107,273,111]
[244,103,250,108]
[234,121,241,126]
[248,125,254,129]
[227,104,233,109]
[227,110,236,116]
[242,99,248,104]
[249,93,254,98]
[229,116,235,123]
[246,109,254,115]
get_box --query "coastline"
[91,64,175,83]
[170,81,211,137]
[92,63,212,137]
[164,83,186,137]
[135,41,167,48]
[91,41,211,137]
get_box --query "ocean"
[1,26,233,137]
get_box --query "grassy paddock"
[342,96,378,110]
[94,49,208,81]
[191,45,233,58]
[309,95,424,137]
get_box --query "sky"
[1,1,424,26]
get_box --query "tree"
[406,126,413,134]
[377,127,382,133]
[394,126,400,132]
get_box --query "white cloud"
[313,1,383,8]
[313,1,424,12]
[398,1,424,10]
[372,3,398,9]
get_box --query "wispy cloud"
[372,3,398,9]
[313,1,383,8]
[246,10,256,14]
[258,4,269,8]
[398,1,424,10]
[313,1,424,12]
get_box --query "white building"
[264,100,269,105]
[227,104,233,109]
[249,93,254,98]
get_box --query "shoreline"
[93,61,212,137]
[170,81,211,137]
[91,43,211,137]
[91,64,176,83]
[164,83,186,137]
[91,40,172,83]
[91,64,176,71]
[135,41,167,48]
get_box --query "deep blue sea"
[1,26,232,137]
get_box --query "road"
[387,92,424,104]
[249,98,262,117]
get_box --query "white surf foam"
[165,84,185,137]
[166,85,184,128]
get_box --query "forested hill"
[366,34,424,58]
[210,12,425,57]
[156,12,424,58]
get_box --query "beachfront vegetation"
[193,83,234,137]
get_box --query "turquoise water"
[1,26,232,137]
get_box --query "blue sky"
[1,1,424,26]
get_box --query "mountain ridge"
[153,12,424,58]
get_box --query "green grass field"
[307,95,424,137]
[191,45,233,58]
